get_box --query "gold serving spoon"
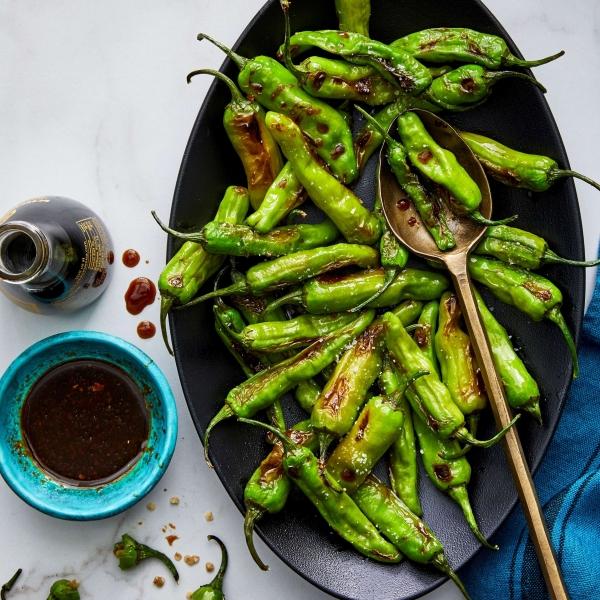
[378,109,570,600]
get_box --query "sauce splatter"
[408,216,418,227]
[166,535,179,546]
[137,321,156,339]
[125,277,156,315]
[122,249,141,268]
[397,198,410,211]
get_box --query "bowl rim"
[0,330,178,520]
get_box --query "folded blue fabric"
[461,264,600,599]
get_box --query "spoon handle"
[444,253,571,600]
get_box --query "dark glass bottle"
[0,196,114,314]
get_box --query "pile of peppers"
[151,0,599,598]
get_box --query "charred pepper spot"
[258,445,284,484]
[355,324,383,355]
[338,31,350,38]
[271,84,286,101]
[414,325,430,349]
[433,463,454,482]
[288,429,314,446]
[278,178,288,189]
[311,71,327,91]
[355,410,370,442]
[443,294,461,335]
[250,82,263,94]
[321,376,350,416]
[287,466,300,479]
[522,279,553,302]
[232,294,267,318]
[417,150,434,164]
[466,40,485,57]
[316,272,352,285]
[167,275,183,288]
[317,123,329,134]
[426,413,439,431]
[330,144,346,160]
[355,130,372,149]
[353,78,372,97]
[460,77,476,93]
[340,468,356,482]
[481,161,523,187]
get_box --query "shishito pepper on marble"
[113,533,179,582]
[187,69,283,210]
[391,28,564,70]
[190,536,228,600]
[197,34,358,184]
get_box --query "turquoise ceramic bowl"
[0,331,177,520]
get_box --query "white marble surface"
[0,1,599,598]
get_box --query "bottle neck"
[0,221,50,284]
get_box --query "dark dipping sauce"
[21,360,149,487]
[137,321,156,339]
[122,249,141,268]
[125,277,156,315]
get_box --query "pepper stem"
[137,543,180,583]
[349,267,396,313]
[244,505,270,571]
[450,414,521,454]
[176,280,249,309]
[187,69,246,106]
[160,295,175,355]
[206,536,228,590]
[547,306,579,379]
[317,431,334,463]
[550,168,600,194]
[469,210,518,226]
[238,417,297,454]
[389,369,429,409]
[197,33,249,71]
[280,0,305,81]
[504,49,565,69]
[448,485,499,550]
[151,211,205,243]
[430,554,472,600]
[204,405,236,468]
[260,289,303,319]
[542,248,600,268]
[1,569,22,600]
[483,70,547,93]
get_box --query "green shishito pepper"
[397,112,514,226]
[423,64,546,110]
[265,111,381,245]
[152,213,339,258]
[412,414,498,551]
[182,243,380,309]
[264,267,449,316]
[203,309,375,466]
[187,69,283,211]
[473,287,541,422]
[240,419,402,564]
[157,185,249,354]
[311,301,423,457]
[190,536,228,600]
[356,105,455,251]
[245,162,306,233]
[279,23,432,95]
[244,421,317,570]
[113,533,179,582]
[468,255,579,378]
[383,311,519,446]
[459,131,600,195]
[435,292,488,427]
[352,475,471,600]
[47,580,81,600]
[198,36,357,184]
[391,28,564,70]
[227,312,357,354]
[1,570,22,600]
[325,370,427,495]
[294,378,322,413]
[413,300,440,373]
[475,224,600,269]
[334,0,370,37]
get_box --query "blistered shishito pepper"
[245,163,306,233]
[47,580,80,600]
[182,243,380,308]
[412,414,498,551]
[198,35,357,184]
[352,475,471,600]
[391,28,564,70]
[326,370,427,495]
[187,69,283,210]
[153,213,339,258]
[435,292,488,433]
[294,56,400,105]
[413,300,440,373]
[157,186,249,354]
[459,130,600,195]
[397,112,514,226]
[1,570,22,600]
[334,0,370,37]
[264,267,449,316]
[266,111,382,245]
[190,536,228,600]
[357,105,455,251]
[311,301,422,457]
[203,310,375,465]
[227,312,356,354]
[468,255,578,378]
[279,19,432,95]
[240,419,402,563]
[294,378,322,413]
[384,311,519,447]
[473,287,541,422]
[114,534,179,582]
[244,421,317,570]
[423,64,546,110]
[475,224,600,269]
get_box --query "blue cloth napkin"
[461,263,600,599]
